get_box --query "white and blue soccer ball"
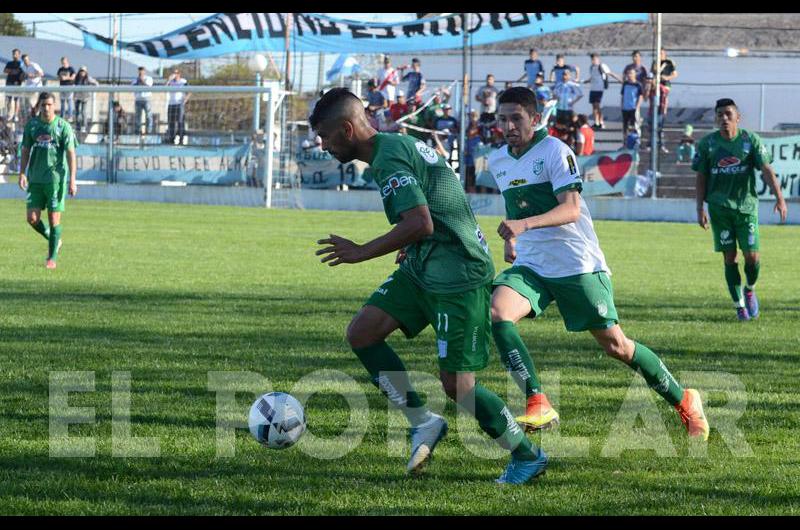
[248,392,306,449]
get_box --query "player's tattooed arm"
[317,205,433,266]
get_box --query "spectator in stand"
[623,50,649,89]
[403,99,428,141]
[424,91,446,129]
[389,90,409,122]
[73,66,99,133]
[677,124,696,164]
[553,120,576,151]
[620,67,644,145]
[644,72,669,153]
[21,54,44,119]
[377,56,399,105]
[464,109,482,192]
[56,57,76,120]
[434,103,459,159]
[475,74,499,125]
[166,68,190,145]
[584,52,622,130]
[652,48,679,115]
[517,48,544,89]
[365,78,386,111]
[131,66,154,135]
[575,114,595,155]
[399,57,426,104]
[4,48,23,122]
[550,54,579,87]
[553,69,583,125]
[112,101,127,136]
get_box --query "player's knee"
[602,338,630,361]
[27,212,39,224]
[346,319,381,350]
[490,305,506,323]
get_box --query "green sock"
[724,263,744,306]
[458,383,539,461]
[744,261,760,290]
[353,341,430,426]
[48,224,62,261]
[31,220,50,240]
[492,321,541,397]
[628,342,684,406]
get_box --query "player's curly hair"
[498,86,540,116]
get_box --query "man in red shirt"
[575,114,595,155]
[389,90,409,122]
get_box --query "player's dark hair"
[12,48,20,54]
[715,98,738,110]
[308,87,362,129]
[577,114,589,126]
[498,86,539,116]
[37,92,55,105]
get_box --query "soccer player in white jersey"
[488,87,710,440]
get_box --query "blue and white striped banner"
[68,13,649,59]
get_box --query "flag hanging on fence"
[326,54,361,81]
[65,13,649,59]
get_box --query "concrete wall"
[1,184,797,225]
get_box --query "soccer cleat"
[736,306,750,322]
[407,413,448,476]
[45,259,57,270]
[516,393,560,432]
[675,389,709,441]
[496,448,549,485]
[744,289,759,319]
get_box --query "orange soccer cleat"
[675,389,710,441]
[516,393,560,433]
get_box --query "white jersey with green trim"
[488,133,609,278]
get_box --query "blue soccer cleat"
[407,413,448,475]
[736,306,750,322]
[744,289,759,319]
[496,448,549,485]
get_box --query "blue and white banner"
[326,54,361,81]
[295,149,368,189]
[757,134,800,199]
[68,13,649,58]
[76,143,252,184]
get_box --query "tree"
[0,13,30,37]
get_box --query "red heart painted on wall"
[597,153,633,186]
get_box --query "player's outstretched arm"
[497,190,581,240]
[760,163,788,223]
[18,146,30,191]
[317,205,434,266]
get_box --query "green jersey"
[368,133,495,294]
[692,128,770,214]
[22,116,76,184]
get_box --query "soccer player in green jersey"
[311,88,548,485]
[487,87,709,441]
[693,98,788,320]
[18,92,77,269]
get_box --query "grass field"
[1,198,799,515]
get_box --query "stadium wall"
[0,184,797,224]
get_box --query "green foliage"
[0,13,30,37]
[0,200,798,514]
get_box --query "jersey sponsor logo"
[380,174,419,200]
[566,154,577,175]
[509,178,527,187]
[414,141,439,164]
[718,156,741,168]
[495,170,507,180]
[532,157,545,176]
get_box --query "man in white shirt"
[131,66,153,135]
[21,54,44,118]
[377,56,399,104]
[487,86,709,443]
[166,68,189,145]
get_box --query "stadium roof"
[0,36,140,81]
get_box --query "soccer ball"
[248,392,306,449]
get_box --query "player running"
[487,87,709,440]
[693,98,788,320]
[311,88,547,485]
[18,92,77,269]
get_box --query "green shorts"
[708,203,759,252]
[365,269,492,373]
[493,266,619,332]
[26,179,66,212]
